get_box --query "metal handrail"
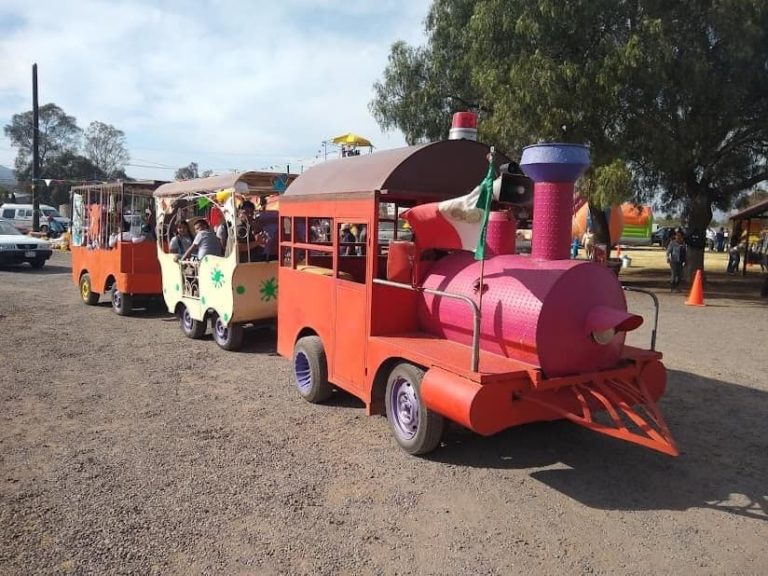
[373,278,481,372]
[622,286,659,351]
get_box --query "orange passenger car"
[277,139,676,457]
[70,182,163,315]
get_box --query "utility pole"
[32,63,41,232]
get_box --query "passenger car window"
[337,221,367,283]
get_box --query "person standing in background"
[666,229,687,292]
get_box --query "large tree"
[84,121,130,178]
[3,103,82,180]
[175,162,213,180]
[371,0,768,273]
[41,152,106,207]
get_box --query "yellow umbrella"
[331,133,373,147]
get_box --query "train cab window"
[377,203,414,253]
[376,201,414,279]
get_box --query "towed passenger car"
[0,218,52,268]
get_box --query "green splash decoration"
[260,277,278,301]
[211,267,225,288]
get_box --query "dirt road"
[1,251,766,575]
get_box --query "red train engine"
[277,139,677,456]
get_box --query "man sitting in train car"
[236,200,269,262]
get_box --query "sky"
[0,0,431,182]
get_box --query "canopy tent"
[331,133,373,148]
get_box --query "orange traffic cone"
[685,269,705,306]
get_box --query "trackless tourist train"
[70,134,677,457]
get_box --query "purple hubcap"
[390,376,419,440]
[294,351,311,393]
[113,290,122,309]
[182,308,193,330]
[214,317,228,340]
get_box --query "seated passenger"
[108,231,134,248]
[141,209,157,241]
[169,220,193,258]
[178,219,222,261]
[237,200,268,262]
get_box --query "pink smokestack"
[485,211,516,257]
[520,143,590,261]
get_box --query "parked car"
[651,226,676,247]
[0,217,53,268]
[0,203,71,235]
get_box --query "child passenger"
[178,219,222,261]
[169,220,192,258]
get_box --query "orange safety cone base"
[685,269,706,306]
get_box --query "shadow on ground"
[622,267,767,304]
[430,369,767,521]
[0,263,71,275]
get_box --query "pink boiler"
[416,251,642,377]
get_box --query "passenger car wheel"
[211,313,244,351]
[179,304,206,339]
[79,273,100,305]
[111,287,133,316]
[293,336,332,403]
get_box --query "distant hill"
[0,165,17,188]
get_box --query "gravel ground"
[1,251,766,575]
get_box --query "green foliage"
[175,162,200,181]
[42,152,106,206]
[370,0,768,249]
[577,160,634,209]
[4,104,134,208]
[84,121,130,178]
[4,104,82,176]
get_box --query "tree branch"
[720,170,768,196]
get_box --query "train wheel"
[179,304,206,339]
[111,287,133,316]
[79,273,99,306]
[385,363,444,455]
[293,336,332,403]
[211,313,244,351]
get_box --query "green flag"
[474,155,496,261]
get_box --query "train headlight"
[592,328,616,345]
[585,306,642,345]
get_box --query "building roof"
[730,197,768,221]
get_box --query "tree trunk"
[684,183,712,282]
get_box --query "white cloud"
[0,0,430,179]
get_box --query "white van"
[0,203,71,234]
